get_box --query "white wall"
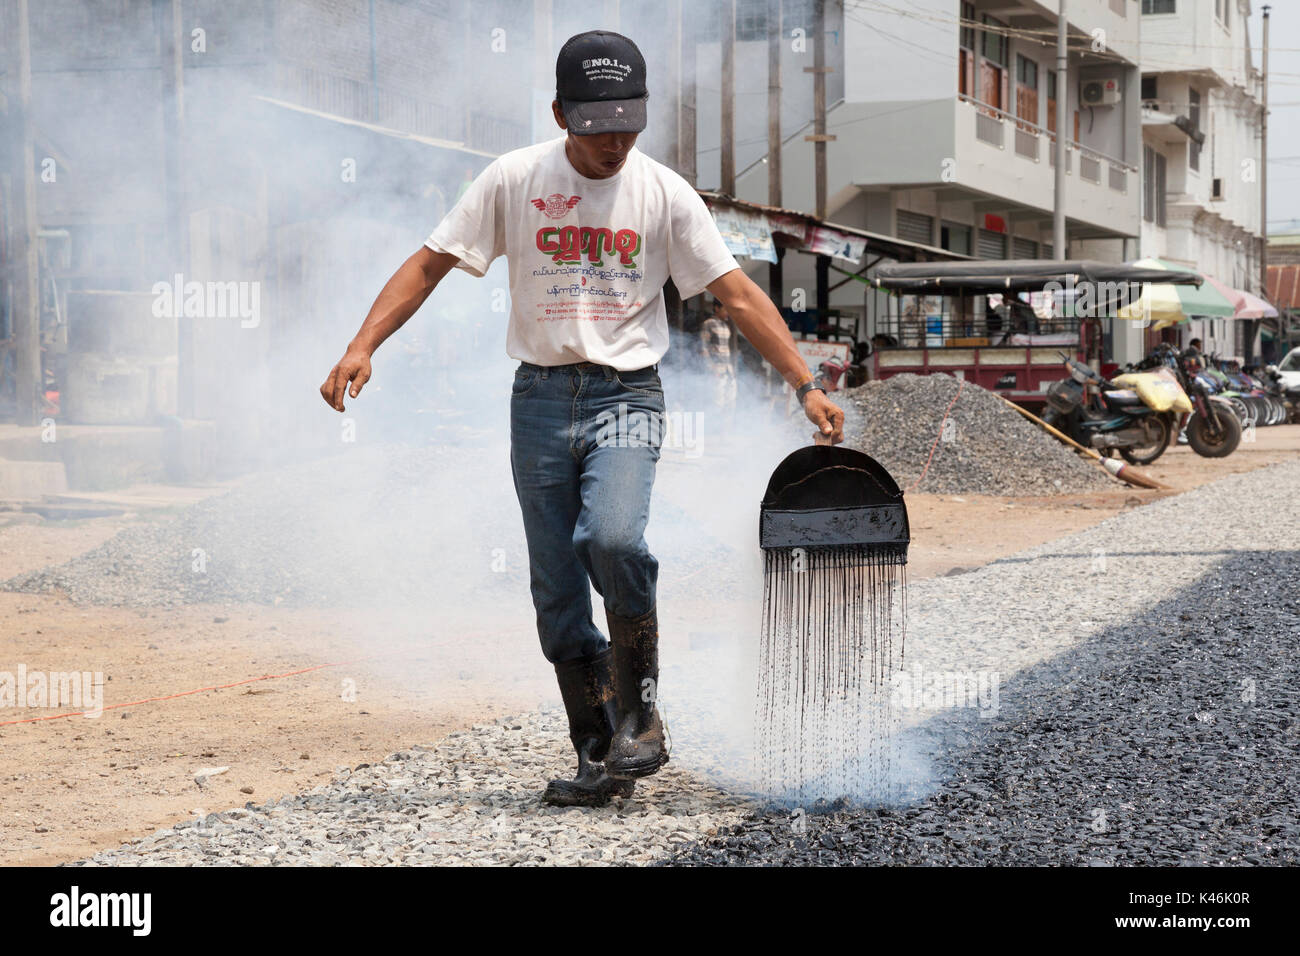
[1139,0,1263,292]
[842,0,957,104]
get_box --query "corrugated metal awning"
[696,190,971,266]
[1268,264,1300,310]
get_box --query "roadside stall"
[695,191,967,392]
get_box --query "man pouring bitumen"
[319,31,845,807]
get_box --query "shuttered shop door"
[897,210,934,246]
[1012,237,1038,259]
[978,229,1007,259]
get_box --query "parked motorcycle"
[1261,364,1300,424]
[1227,360,1288,426]
[1198,363,1255,428]
[1042,353,1185,465]
[1137,345,1242,458]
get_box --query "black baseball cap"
[555,31,648,135]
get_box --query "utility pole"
[720,0,736,195]
[807,0,831,220]
[1261,4,1271,359]
[6,0,41,426]
[156,0,191,418]
[768,0,783,306]
[678,0,696,185]
[767,0,782,208]
[807,0,833,332]
[1053,0,1068,261]
[533,0,553,142]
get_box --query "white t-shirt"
[425,136,739,370]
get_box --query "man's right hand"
[319,347,372,412]
[318,248,457,412]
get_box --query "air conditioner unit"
[1082,78,1122,107]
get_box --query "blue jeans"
[509,361,665,663]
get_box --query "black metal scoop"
[759,444,910,560]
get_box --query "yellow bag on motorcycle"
[1111,368,1193,414]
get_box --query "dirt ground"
[1,426,1296,866]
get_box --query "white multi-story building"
[709,0,1146,337]
[1133,0,1265,357]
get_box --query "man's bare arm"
[319,246,460,412]
[706,268,845,444]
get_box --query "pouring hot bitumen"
[757,441,910,803]
[317,30,846,809]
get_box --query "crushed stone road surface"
[71,459,1299,865]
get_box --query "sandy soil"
[1,426,1296,866]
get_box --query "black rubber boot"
[543,648,635,807]
[605,608,670,780]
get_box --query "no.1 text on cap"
[555,30,648,136]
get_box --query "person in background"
[1176,338,1206,445]
[700,296,738,422]
[454,165,476,203]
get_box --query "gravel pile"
[841,373,1111,495]
[4,444,504,608]
[2,441,742,608]
[70,710,751,867]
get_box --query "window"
[981,15,1009,66]
[1188,87,1201,172]
[1144,146,1155,222]
[735,0,767,40]
[959,3,976,97]
[1045,71,1079,140]
[941,221,972,256]
[980,15,1009,114]
[1141,75,1158,101]
[960,2,976,51]
[1016,54,1039,128]
[1142,0,1176,13]
[696,0,773,41]
[1157,152,1167,225]
[1016,55,1038,90]
[1143,147,1168,226]
[1215,0,1231,28]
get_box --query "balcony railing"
[958,94,1135,193]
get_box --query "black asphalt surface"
[669,549,1300,865]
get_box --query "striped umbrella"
[1116,257,1235,329]
[1200,273,1279,319]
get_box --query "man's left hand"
[804,389,845,445]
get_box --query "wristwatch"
[795,381,825,405]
